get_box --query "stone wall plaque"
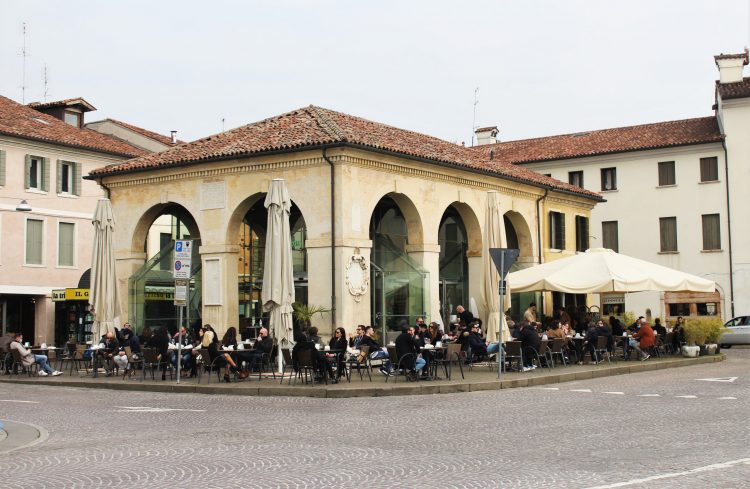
[345,254,369,302]
[200,180,226,210]
[203,258,222,305]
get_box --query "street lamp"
[15,200,31,212]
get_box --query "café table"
[419,346,447,379]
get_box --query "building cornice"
[0,134,128,164]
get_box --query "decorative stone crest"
[345,254,369,302]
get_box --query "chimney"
[170,130,178,145]
[714,49,748,84]
[474,125,499,146]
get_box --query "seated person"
[546,320,566,339]
[395,326,426,379]
[147,326,172,380]
[630,319,655,361]
[211,327,245,382]
[467,323,488,361]
[515,322,541,371]
[9,333,62,376]
[652,318,667,336]
[348,325,366,348]
[360,326,391,375]
[240,327,273,373]
[307,326,322,346]
[113,324,141,374]
[609,316,624,336]
[170,326,194,376]
[427,323,443,344]
[326,327,348,382]
[101,331,120,375]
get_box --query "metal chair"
[345,345,371,382]
[593,336,612,365]
[141,348,172,381]
[280,348,294,385]
[292,349,318,385]
[503,341,524,372]
[549,338,568,367]
[10,349,39,377]
[257,344,277,381]
[385,345,417,383]
[123,346,144,380]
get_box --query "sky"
[1,1,748,144]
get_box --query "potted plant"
[682,317,725,356]
[291,302,331,337]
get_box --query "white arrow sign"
[696,377,738,383]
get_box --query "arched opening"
[236,195,307,338]
[503,211,536,322]
[128,204,201,335]
[369,195,428,337]
[438,205,469,326]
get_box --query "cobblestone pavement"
[1,349,748,489]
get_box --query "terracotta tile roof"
[475,125,498,132]
[716,77,750,100]
[0,95,147,157]
[471,117,723,165]
[88,105,601,200]
[90,118,181,147]
[28,97,97,112]
[714,50,748,64]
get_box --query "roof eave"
[0,129,140,159]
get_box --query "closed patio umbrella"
[89,198,121,342]
[507,247,715,293]
[481,191,510,343]
[261,179,296,373]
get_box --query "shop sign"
[52,289,66,302]
[145,290,175,301]
[65,288,89,301]
[602,294,624,304]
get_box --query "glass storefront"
[370,197,429,337]
[438,206,468,325]
[238,199,307,338]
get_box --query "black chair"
[142,348,172,381]
[280,348,294,385]
[292,349,318,385]
[503,341,524,372]
[345,345,371,382]
[10,349,39,377]
[385,345,417,383]
[549,338,568,367]
[593,336,612,365]
[257,344,277,381]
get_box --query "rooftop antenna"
[222,117,225,132]
[20,22,30,104]
[42,63,50,102]
[471,87,479,146]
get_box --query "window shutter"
[41,157,50,192]
[73,162,81,196]
[0,150,6,187]
[702,214,721,250]
[582,217,589,251]
[548,211,554,248]
[659,217,677,252]
[56,160,63,194]
[24,155,31,189]
[559,214,566,250]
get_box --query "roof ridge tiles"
[307,105,347,142]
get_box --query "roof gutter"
[721,139,735,318]
[322,146,337,327]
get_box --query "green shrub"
[684,317,726,346]
[621,311,636,327]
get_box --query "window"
[549,211,565,249]
[668,303,690,316]
[700,157,719,182]
[56,160,81,195]
[575,215,589,252]
[601,167,617,191]
[0,149,6,187]
[659,217,678,252]
[658,161,675,186]
[568,171,584,188]
[602,221,619,252]
[63,111,80,127]
[25,155,49,191]
[701,214,721,250]
[58,222,75,266]
[25,218,44,265]
[159,232,172,270]
[543,173,552,178]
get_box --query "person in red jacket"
[630,319,655,361]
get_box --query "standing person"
[456,305,474,326]
[524,303,538,323]
[630,319,655,361]
[10,333,62,376]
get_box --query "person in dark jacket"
[394,326,425,378]
[325,327,348,383]
[239,327,273,375]
[360,326,391,375]
[608,316,624,336]
[348,325,365,348]
[101,331,120,376]
[170,326,193,376]
[652,318,667,336]
[113,324,141,374]
[516,322,541,370]
[146,326,171,380]
[467,323,488,362]
[456,305,474,326]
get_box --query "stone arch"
[367,191,424,245]
[503,210,533,259]
[442,201,482,256]
[130,202,201,253]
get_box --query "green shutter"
[73,162,81,196]
[56,159,63,194]
[560,213,566,250]
[24,155,31,189]
[41,157,50,192]
[0,150,6,187]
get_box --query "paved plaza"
[1,349,748,488]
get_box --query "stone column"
[115,251,147,326]
[406,243,441,324]
[467,253,484,320]
[198,244,239,336]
